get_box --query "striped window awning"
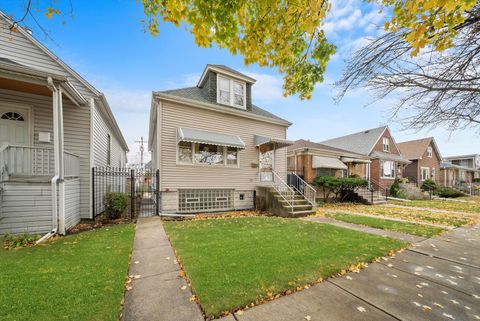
[177,128,246,149]
[254,135,293,150]
[312,156,348,170]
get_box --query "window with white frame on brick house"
[382,137,390,152]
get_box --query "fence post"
[156,169,160,216]
[130,169,135,219]
[92,167,95,220]
[385,188,388,201]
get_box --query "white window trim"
[176,141,240,168]
[382,137,390,152]
[216,75,246,109]
[421,167,430,181]
[427,146,433,158]
[380,160,396,179]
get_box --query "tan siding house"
[0,12,128,235]
[149,65,292,213]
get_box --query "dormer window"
[217,75,246,109]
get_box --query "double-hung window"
[381,160,395,178]
[421,167,430,181]
[217,75,246,109]
[427,146,433,158]
[382,137,390,152]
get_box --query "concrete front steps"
[355,188,387,205]
[272,191,315,217]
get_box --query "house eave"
[197,65,256,87]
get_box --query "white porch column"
[57,87,66,235]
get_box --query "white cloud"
[243,71,285,101]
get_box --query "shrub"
[473,178,480,183]
[104,192,129,219]
[3,234,39,250]
[421,179,437,193]
[313,176,368,202]
[390,179,400,197]
[437,187,464,198]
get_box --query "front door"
[259,150,274,182]
[0,106,31,146]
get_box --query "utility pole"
[134,136,148,168]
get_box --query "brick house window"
[382,137,390,152]
[381,160,395,178]
[421,167,430,181]
[427,146,433,158]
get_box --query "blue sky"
[3,0,479,163]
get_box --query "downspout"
[57,86,66,234]
[40,77,61,241]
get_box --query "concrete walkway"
[121,217,203,321]
[303,216,427,243]
[220,224,480,321]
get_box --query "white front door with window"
[0,106,31,146]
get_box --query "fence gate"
[92,167,160,219]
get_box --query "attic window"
[382,137,390,152]
[427,146,433,158]
[217,75,246,109]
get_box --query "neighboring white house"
[148,64,305,214]
[0,12,128,235]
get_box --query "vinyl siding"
[0,89,92,219]
[92,103,126,168]
[0,181,52,235]
[65,178,81,231]
[156,100,288,190]
[0,17,94,99]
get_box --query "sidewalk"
[121,217,204,321]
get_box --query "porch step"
[287,210,316,217]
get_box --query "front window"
[421,167,430,181]
[382,137,390,152]
[381,160,395,178]
[226,147,238,166]
[178,141,193,163]
[195,144,224,165]
[431,168,436,181]
[427,146,433,158]
[316,168,345,177]
[217,75,246,109]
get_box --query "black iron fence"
[92,167,160,219]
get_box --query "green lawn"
[326,212,446,237]
[163,217,407,318]
[0,224,135,321]
[389,199,480,214]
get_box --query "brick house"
[287,139,371,184]
[397,137,442,185]
[320,126,410,192]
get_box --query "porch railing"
[0,145,80,181]
[287,172,317,206]
[271,170,295,212]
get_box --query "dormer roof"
[197,64,256,87]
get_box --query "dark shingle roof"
[287,139,367,157]
[207,64,255,82]
[320,126,388,156]
[157,86,290,124]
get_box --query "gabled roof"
[287,139,368,158]
[320,126,388,156]
[0,11,128,151]
[398,137,442,160]
[155,86,290,125]
[197,64,256,87]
